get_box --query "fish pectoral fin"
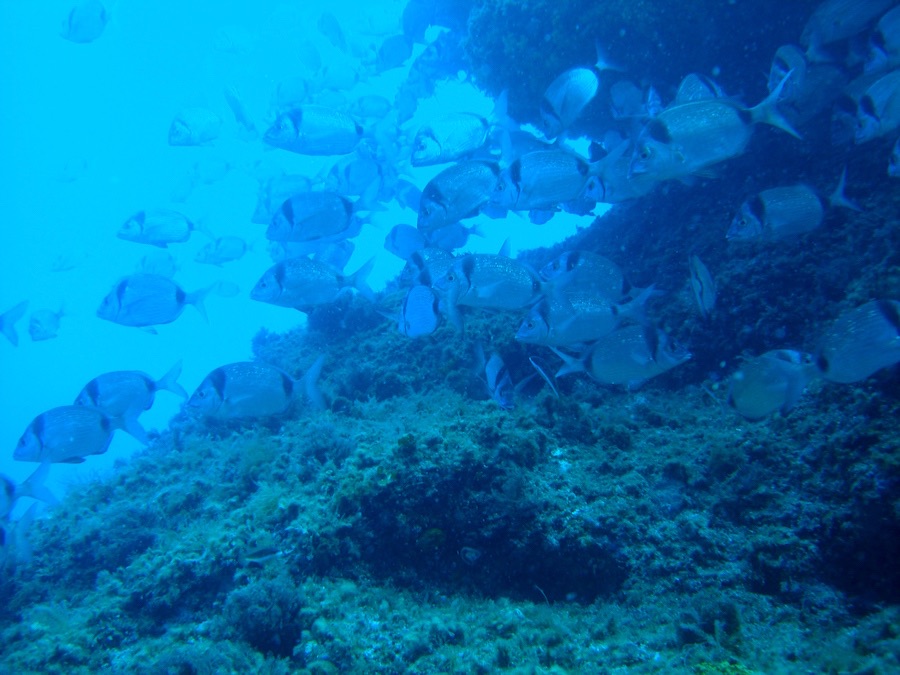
[62,456,87,464]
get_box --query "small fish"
[376,35,413,72]
[417,160,500,234]
[0,300,29,346]
[474,345,515,409]
[325,154,383,198]
[384,224,426,260]
[491,150,593,214]
[118,209,200,248]
[1,463,57,520]
[727,171,858,241]
[318,11,348,52]
[75,362,188,421]
[188,357,324,418]
[630,74,800,182]
[816,299,900,383]
[411,113,490,166]
[396,285,442,338]
[855,69,900,143]
[60,0,107,43]
[426,222,483,251]
[688,255,716,319]
[801,0,895,60]
[223,84,257,138]
[728,350,818,420]
[541,42,617,138]
[890,138,900,177]
[264,105,362,156]
[168,108,222,146]
[28,308,65,342]
[393,178,423,212]
[433,253,545,330]
[539,251,629,301]
[250,257,374,309]
[553,325,691,389]
[195,236,250,266]
[97,274,221,329]
[14,406,129,463]
[267,191,359,245]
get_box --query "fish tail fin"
[16,461,59,507]
[529,356,560,399]
[5,503,38,566]
[301,355,326,410]
[157,360,188,399]
[594,41,623,72]
[828,166,862,212]
[186,286,212,323]
[617,284,656,326]
[118,414,150,445]
[751,71,802,139]
[1,300,29,346]
[550,347,585,378]
[348,257,376,301]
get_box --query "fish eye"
[446,272,455,282]
[640,146,652,159]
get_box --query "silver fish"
[60,0,107,43]
[397,285,442,338]
[1,463,56,520]
[97,274,216,328]
[516,292,624,347]
[250,257,374,309]
[830,71,886,145]
[267,191,358,245]
[384,224,426,260]
[168,108,222,146]
[28,308,65,342]
[539,250,629,301]
[540,43,615,138]
[75,362,187,420]
[816,299,900,383]
[553,325,691,389]
[426,222,483,251]
[855,69,900,143]
[1,300,29,346]
[14,405,126,463]
[728,350,818,420]
[801,0,895,59]
[582,140,659,204]
[417,160,499,234]
[688,255,716,319]
[118,209,199,248]
[411,113,490,166]
[433,253,545,328]
[630,76,800,182]
[195,236,250,266]
[473,345,515,409]
[188,358,324,418]
[768,45,848,128]
[264,105,362,156]
[491,150,592,213]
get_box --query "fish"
[266,191,360,245]
[767,45,848,128]
[1,463,57,521]
[629,74,800,182]
[417,160,500,234]
[515,291,628,347]
[411,113,490,166]
[223,84,257,138]
[816,299,900,383]
[14,405,132,463]
[75,362,188,422]
[60,0,107,43]
[582,140,659,204]
[401,247,455,287]
[118,209,202,248]
[325,153,384,199]
[728,350,818,420]
[727,170,858,241]
[1,300,29,346]
[252,173,314,225]
[491,150,593,215]
[472,345,516,409]
[188,357,324,418]
[318,11,348,52]
[553,325,691,389]
[540,42,617,138]
[168,108,222,146]
[250,257,374,309]
[801,0,895,60]
[890,138,900,177]
[539,250,629,301]
[264,105,362,156]
[384,224,426,260]
[433,253,545,329]
[688,255,716,319]
[97,274,222,329]
[195,236,251,266]
[426,222,483,251]
[866,6,900,73]
[28,308,65,342]
[376,35,413,72]
[855,69,900,143]
[396,285,442,338]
